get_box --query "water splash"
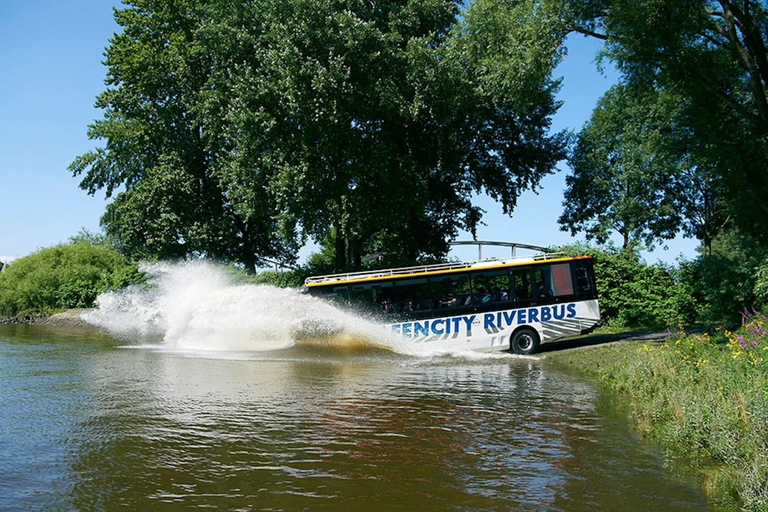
[83,261,414,354]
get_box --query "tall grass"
[553,311,768,510]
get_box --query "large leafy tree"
[561,83,729,253]
[73,0,567,271]
[208,0,567,268]
[560,84,679,250]
[70,0,296,272]
[559,0,768,247]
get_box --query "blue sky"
[0,1,700,266]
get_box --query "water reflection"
[0,326,708,511]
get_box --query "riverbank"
[0,309,94,327]
[545,324,768,511]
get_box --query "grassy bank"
[546,314,768,511]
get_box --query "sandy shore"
[0,309,95,327]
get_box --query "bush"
[244,268,308,289]
[0,242,139,316]
[556,243,696,329]
[679,229,767,328]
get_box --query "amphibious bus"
[302,253,600,355]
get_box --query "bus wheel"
[511,328,540,355]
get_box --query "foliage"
[560,82,729,253]
[755,257,768,306]
[556,244,696,328]
[69,0,296,272]
[71,0,567,272]
[560,83,680,249]
[550,325,768,510]
[246,269,308,290]
[560,0,768,249]
[0,243,140,316]
[679,227,767,327]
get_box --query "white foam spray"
[83,261,421,354]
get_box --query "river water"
[0,264,709,511]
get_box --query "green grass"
[547,315,768,511]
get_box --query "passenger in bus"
[537,281,553,298]
[478,287,491,304]
[441,293,458,307]
[376,293,393,313]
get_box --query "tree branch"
[569,25,610,41]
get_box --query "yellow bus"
[302,253,600,354]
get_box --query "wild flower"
[663,328,711,369]
[725,308,767,365]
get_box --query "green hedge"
[0,242,140,316]
[555,244,697,329]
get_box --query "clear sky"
[0,1,700,266]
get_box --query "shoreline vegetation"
[546,319,768,511]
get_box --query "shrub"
[0,242,138,316]
[681,228,768,327]
[555,243,696,328]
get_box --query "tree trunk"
[334,232,346,271]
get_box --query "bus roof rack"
[303,250,570,286]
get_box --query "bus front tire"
[511,328,540,355]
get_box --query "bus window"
[573,261,593,295]
[470,269,511,304]
[430,274,470,309]
[534,267,553,298]
[512,268,533,303]
[316,284,350,304]
[551,263,574,296]
[352,281,394,314]
[394,277,431,314]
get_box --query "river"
[0,263,709,510]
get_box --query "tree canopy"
[558,0,768,249]
[69,0,296,272]
[560,82,730,253]
[71,0,567,272]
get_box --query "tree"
[560,0,768,247]
[210,0,567,269]
[560,83,680,249]
[561,82,730,253]
[69,0,295,273]
[73,0,568,272]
